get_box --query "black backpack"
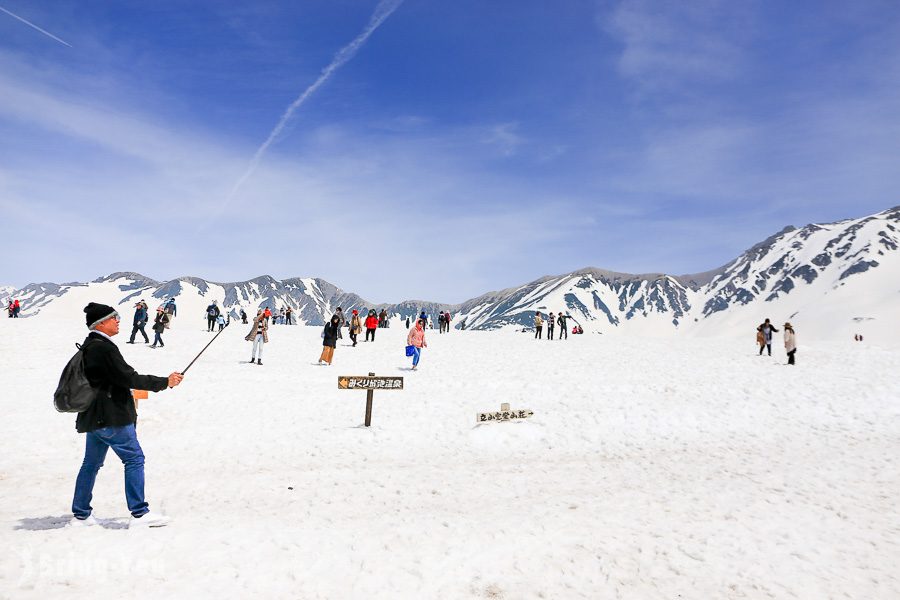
[53,342,99,413]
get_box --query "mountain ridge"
[6,206,899,339]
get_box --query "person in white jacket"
[783,322,797,365]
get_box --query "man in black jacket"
[71,302,183,528]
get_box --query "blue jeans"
[411,347,422,366]
[72,424,149,518]
[152,331,164,346]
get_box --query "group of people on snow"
[756,318,797,365]
[533,311,580,339]
[6,299,21,318]
[124,298,174,348]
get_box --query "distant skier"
[365,310,378,342]
[319,315,341,365]
[245,309,268,365]
[757,319,779,356]
[205,301,220,332]
[127,299,150,344]
[407,318,428,370]
[783,322,797,365]
[547,312,555,340]
[534,312,543,339]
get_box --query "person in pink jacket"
[407,319,428,370]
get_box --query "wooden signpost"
[477,402,534,424]
[338,372,404,427]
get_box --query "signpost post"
[338,372,404,427]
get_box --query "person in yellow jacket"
[534,311,543,339]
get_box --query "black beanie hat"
[84,302,118,329]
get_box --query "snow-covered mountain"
[453,205,899,339]
[7,206,899,340]
[0,285,15,306]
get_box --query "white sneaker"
[68,515,99,527]
[129,512,171,529]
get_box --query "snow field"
[1,314,898,599]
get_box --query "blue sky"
[1,0,898,302]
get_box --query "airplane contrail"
[0,4,72,47]
[226,0,403,204]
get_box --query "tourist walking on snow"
[127,300,150,344]
[69,302,183,528]
[365,310,378,342]
[13,298,21,317]
[407,318,427,370]
[349,310,361,347]
[164,298,176,320]
[379,309,388,328]
[245,309,268,365]
[784,322,797,365]
[547,312,555,340]
[319,315,340,365]
[150,307,170,348]
[216,313,225,331]
[240,308,248,324]
[757,318,778,356]
[534,312,543,339]
[285,306,293,325]
[205,301,219,332]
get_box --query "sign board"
[338,376,403,390]
[477,402,534,424]
[338,373,404,427]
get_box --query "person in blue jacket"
[126,300,149,344]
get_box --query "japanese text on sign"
[477,409,534,423]
[338,376,404,390]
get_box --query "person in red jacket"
[364,309,378,342]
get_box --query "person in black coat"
[71,302,183,528]
[318,314,340,365]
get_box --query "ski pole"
[180,320,230,375]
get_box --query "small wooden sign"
[477,402,534,424]
[339,373,404,427]
[338,376,404,390]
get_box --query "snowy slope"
[1,317,898,598]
